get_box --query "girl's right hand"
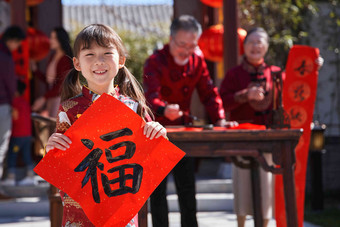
[45,133,72,153]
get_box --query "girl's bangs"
[79,26,118,50]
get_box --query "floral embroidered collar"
[82,85,119,102]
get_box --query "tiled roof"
[62,4,173,37]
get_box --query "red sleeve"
[219,67,245,112]
[44,56,73,99]
[55,105,71,134]
[195,57,225,123]
[143,54,167,115]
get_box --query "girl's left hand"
[143,121,167,140]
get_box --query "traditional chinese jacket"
[219,58,284,125]
[56,86,138,227]
[143,44,225,125]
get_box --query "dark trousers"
[150,157,198,227]
[7,136,33,173]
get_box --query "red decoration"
[27,27,50,61]
[276,45,319,227]
[34,94,185,227]
[200,0,243,8]
[12,39,30,101]
[200,0,222,8]
[26,0,44,6]
[238,27,247,55]
[198,24,247,62]
[4,0,45,4]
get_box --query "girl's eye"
[105,52,113,55]
[85,53,93,56]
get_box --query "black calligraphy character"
[293,84,305,101]
[100,128,136,163]
[290,108,302,122]
[100,128,143,197]
[74,139,104,203]
[101,164,143,197]
[75,128,143,203]
[294,60,308,76]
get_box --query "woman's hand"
[247,86,265,101]
[45,133,72,153]
[316,56,324,70]
[32,96,46,112]
[143,121,167,140]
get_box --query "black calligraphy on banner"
[290,108,303,122]
[74,128,143,203]
[293,84,306,102]
[294,59,313,76]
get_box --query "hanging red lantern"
[27,27,50,61]
[238,27,247,55]
[200,0,243,7]
[198,24,247,62]
[200,0,222,8]
[26,0,44,6]
[198,24,224,62]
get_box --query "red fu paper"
[34,93,185,227]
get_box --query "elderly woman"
[219,27,278,227]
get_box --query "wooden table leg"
[250,159,263,227]
[282,142,298,227]
[49,185,63,227]
[138,201,148,227]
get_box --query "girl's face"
[244,32,269,65]
[73,42,125,94]
[50,31,60,51]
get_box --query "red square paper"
[34,94,185,227]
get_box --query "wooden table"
[163,128,301,227]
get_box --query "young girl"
[45,24,167,227]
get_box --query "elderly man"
[143,15,229,227]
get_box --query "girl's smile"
[73,42,125,94]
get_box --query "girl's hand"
[143,121,167,140]
[45,133,72,153]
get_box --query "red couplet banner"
[34,94,185,227]
[275,45,319,227]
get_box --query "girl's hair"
[61,24,153,120]
[52,27,73,58]
[244,27,269,44]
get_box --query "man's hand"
[164,104,183,121]
[215,119,239,128]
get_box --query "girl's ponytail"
[116,66,153,121]
[61,68,81,102]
